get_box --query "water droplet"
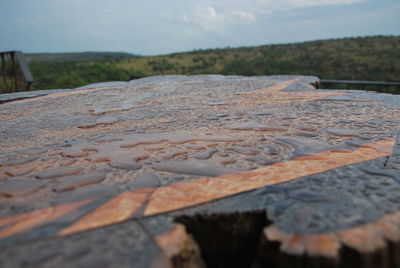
[36,166,84,180]
[227,122,286,132]
[53,170,106,192]
[294,130,318,137]
[263,145,281,155]
[108,162,142,170]
[227,146,260,156]
[3,166,35,177]
[152,160,240,177]
[273,136,331,157]
[193,148,218,160]
[325,128,362,137]
[126,172,160,190]
[0,156,39,167]
[0,179,45,198]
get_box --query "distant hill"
[24,52,138,63]
[115,35,400,82]
[27,35,400,90]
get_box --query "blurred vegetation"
[25,52,137,63]
[29,61,137,89]
[27,36,400,91]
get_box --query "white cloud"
[3,0,393,55]
[179,4,257,34]
[174,0,365,34]
[192,5,220,32]
[242,0,367,14]
[232,10,257,22]
[285,0,365,8]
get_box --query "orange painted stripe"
[234,91,345,105]
[253,79,298,93]
[0,212,29,228]
[0,138,394,240]
[0,199,91,239]
[59,188,153,236]
[144,138,395,216]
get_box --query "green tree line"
[29,61,141,89]
[27,36,400,90]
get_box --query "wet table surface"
[0,75,400,267]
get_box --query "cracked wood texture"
[1,75,400,267]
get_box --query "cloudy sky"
[1,0,399,55]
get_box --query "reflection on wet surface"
[0,75,400,248]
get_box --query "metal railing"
[318,79,400,91]
[0,51,34,93]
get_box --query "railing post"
[0,51,34,93]
[12,52,18,92]
[1,53,8,91]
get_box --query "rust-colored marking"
[301,233,340,259]
[265,226,340,259]
[234,91,344,105]
[0,199,91,239]
[155,223,191,258]
[253,79,298,92]
[263,210,400,260]
[374,213,400,242]
[280,233,306,255]
[337,224,386,253]
[0,138,395,239]
[144,138,394,216]
[155,223,204,267]
[59,188,153,236]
